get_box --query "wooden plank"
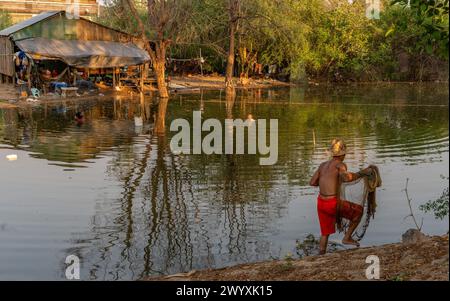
[0,37,14,77]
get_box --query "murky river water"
[0,84,448,280]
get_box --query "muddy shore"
[147,234,448,281]
[169,75,292,90]
[0,76,290,109]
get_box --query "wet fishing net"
[337,165,382,241]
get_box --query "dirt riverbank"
[169,75,291,90]
[0,76,290,109]
[147,234,448,281]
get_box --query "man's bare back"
[310,158,356,197]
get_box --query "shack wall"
[0,36,14,77]
[10,15,131,43]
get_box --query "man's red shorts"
[317,195,364,236]
[317,195,337,235]
[340,199,364,222]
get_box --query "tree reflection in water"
[1,84,447,280]
[71,91,284,280]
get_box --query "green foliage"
[420,176,449,220]
[98,0,449,82]
[0,9,12,30]
[392,0,449,59]
[302,0,375,80]
[95,1,146,35]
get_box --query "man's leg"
[319,235,329,254]
[340,201,363,246]
[342,218,361,246]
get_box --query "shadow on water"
[0,83,448,280]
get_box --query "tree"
[420,176,449,220]
[225,0,240,87]
[100,0,448,83]
[0,10,12,30]
[387,0,449,80]
[121,0,194,98]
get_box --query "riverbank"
[2,78,447,110]
[147,234,448,281]
[169,75,292,91]
[0,76,290,109]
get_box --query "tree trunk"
[155,97,168,135]
[154,58,169,98]
[225,0,239,88]
[225,23,236,88]
[123,0,169,98]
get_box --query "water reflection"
[0,83,448,280]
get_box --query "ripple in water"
[0,84,448,280]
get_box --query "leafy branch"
[419,176,449,220]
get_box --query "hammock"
[337,165,382,241]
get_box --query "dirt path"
[147,234,448,281]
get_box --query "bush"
[420,176,449,220]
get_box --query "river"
[0,83,448,280]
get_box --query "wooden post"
[199,48,203,76]
[144,63,149,79]
[72,68,76,86]
[140,65,144,92]
[112,67,116,89]
[118,68,121,88]
[27,63,32,91]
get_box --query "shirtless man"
[310,139,369,254]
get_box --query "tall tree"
[122,0,193,98]
[225,0,240,87]
[0,10,12,30]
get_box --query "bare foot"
[319,249,326,255]
[342,238,360,247]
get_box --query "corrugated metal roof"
[0,11,63,37]
[16,37,151,68]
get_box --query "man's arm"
[309,166,320,186]
[337,163,361,183]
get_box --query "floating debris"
[6,154,18,161]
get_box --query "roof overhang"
[16,37,150,68]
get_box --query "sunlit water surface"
[0,84,448,280]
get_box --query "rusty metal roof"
[16,37,150,68]
[0,11,62,37]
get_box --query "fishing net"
[337,166,382,241]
